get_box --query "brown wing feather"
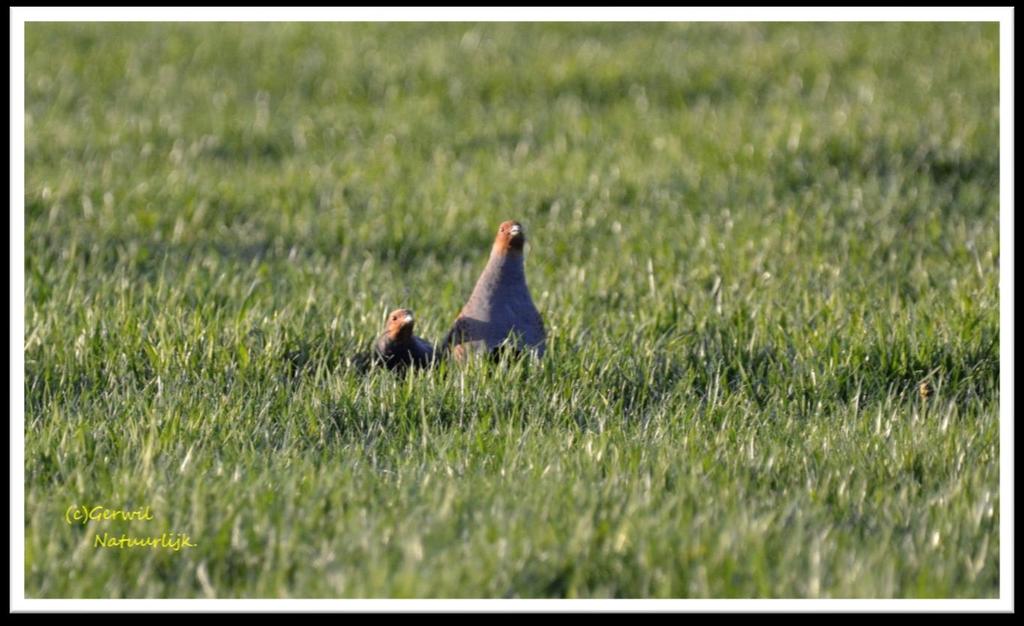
[439,313,468,355]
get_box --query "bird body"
[443,220,545,361]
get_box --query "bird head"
[385,308,415,341]
[494,220,526,253]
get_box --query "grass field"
[23,22,1000,598]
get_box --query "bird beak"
[509,224,522,237]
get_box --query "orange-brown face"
[495,220,526,252]
[385,308,415,341]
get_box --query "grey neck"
[484,249,525,287]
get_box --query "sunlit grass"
[24,22,999,598]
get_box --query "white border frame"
[10,6,1014,613]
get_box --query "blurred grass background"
[24,22,999,598]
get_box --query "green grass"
[23,22,999,598]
